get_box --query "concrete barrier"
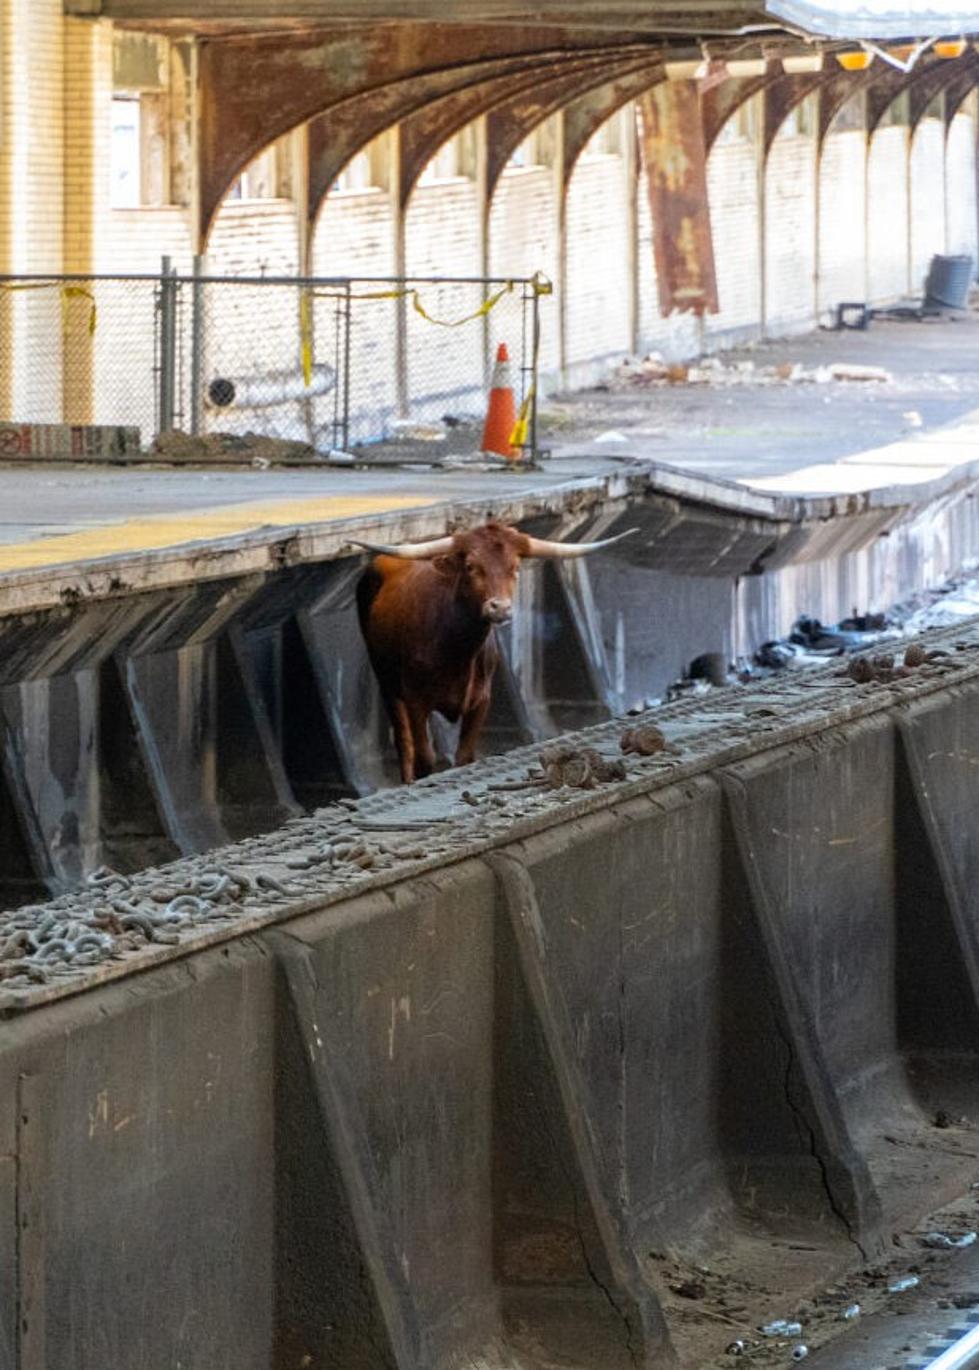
[2,623,979,1367]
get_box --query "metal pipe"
[190,254,204,436]
[921,1320,979,1370]
[206,363,335,410]
[158,255,177,434]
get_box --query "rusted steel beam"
[481,53,658,201]
[400,51,649,209]
[817,67,875,143]
[943,58,979,124]
[199,23,652,232]
[305,56,532,224]
[762,71,825,152]
[637,81,719,316]
[701,68,773,149]
[560,61,663,186]
[864,65,911,134]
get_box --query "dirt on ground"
[647,1111,979,1368]
[536,308,979,483]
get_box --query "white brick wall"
[867,125,909,301]
[313,189,398,443]
[405,179,486,422]
[636,171,703,360]
[565,152,631,369]
[909,115,946,293]
[0,0,65,419]
[945,110,978,262]
[817,129,867,315]
[706,137,762,339]
[488,165,561,376]
[313,188,395,278]
[764,127,817,331]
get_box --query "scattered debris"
[761,1320,803,1338]
[388,418,446,442]
[611,353,894,391]
[791,1346,809,1361]
[922,1231,978,1249]
[538,744,627,789]
[840,1303,861,1320]
[151,429,318,465]
[725,1340,747,1356]
[888,1275,921,1293]
[620,723,669,756]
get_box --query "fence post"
[342,281,352,452]
[531,284,540,460]
[190,254,204,436]
[158,255,178,434]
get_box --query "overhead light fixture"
[664,58,708,81]
[726,58,768,78]
[935,37,966,59]
[782,53,824,74]
[836,50,874,71]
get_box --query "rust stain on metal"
[560,60,662,186]
[701,69,772,150]
[199,23,649,235]
[637,81,718,317]
[762,72,823,152]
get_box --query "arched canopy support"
[763,71,826,151]
[702,69,774,150]
[304,55,549,227]
[817,67,877,142]
[944,61,979,126]
[199,21,654,238]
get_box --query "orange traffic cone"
[481,342,518,461]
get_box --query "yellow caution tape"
[509,386,534,450]
[299,288,313,388]
[311,276,554,328]
[0,282,97,335]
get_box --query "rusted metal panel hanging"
[637,80,719,317]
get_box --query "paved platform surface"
[0,314,978,575]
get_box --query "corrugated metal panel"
[768,0,979,38]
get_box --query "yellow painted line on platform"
[0,493,434,573]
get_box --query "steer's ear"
[431,552,459,578]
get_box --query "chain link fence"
[0,267,546,460]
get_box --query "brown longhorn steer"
[354,519,635,784]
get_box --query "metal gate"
[0,264,547,458]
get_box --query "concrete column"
[623,104,640,355]
[553,109,568,382]
[0,0,66,416]
[63,16,113,422]
[170,37,202,254]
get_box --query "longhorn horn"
[522,527,639,559]
[349,535,456,560]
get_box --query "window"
[581,111,625,160]
[507,116,558,172]
[879,90,910,127]
[830,91,866,133]
[781,92,817,138]
[715,95,761,146]
[110,97,141,208]
[417,125,478,185]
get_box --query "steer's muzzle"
[483,597,513,625]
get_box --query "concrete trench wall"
[2,476,979,901]
[3,655,979,1368]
